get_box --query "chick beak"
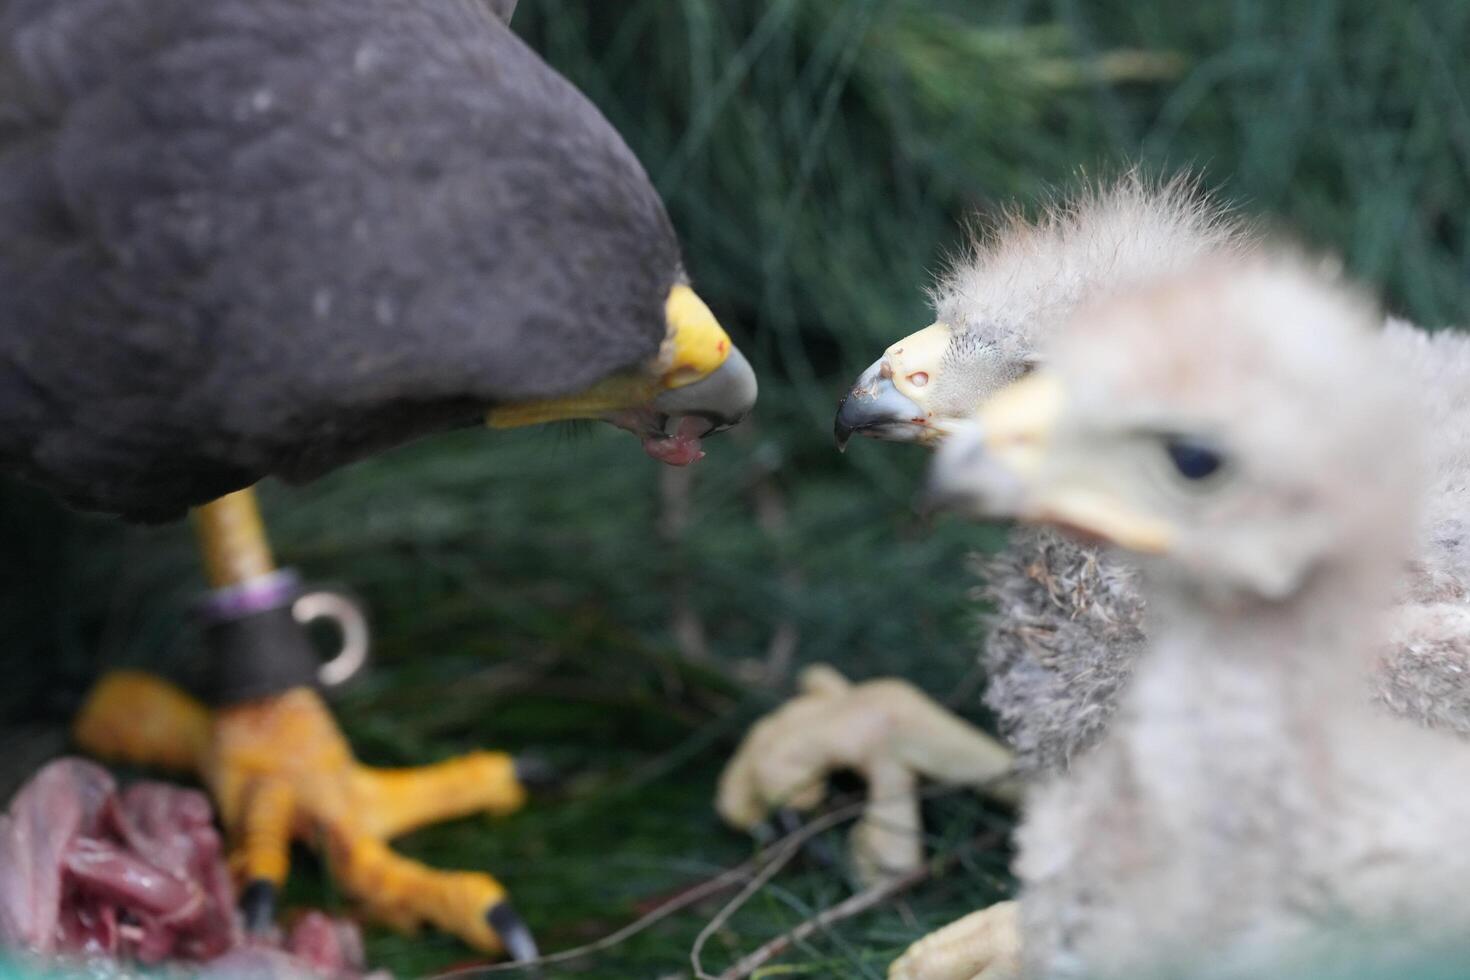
[923,373,1173,554]
[922,373,1062,518]
[486,285,757,466]
[833,323,954,451]
[834,359,925,451]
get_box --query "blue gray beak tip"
[832,360,926,451]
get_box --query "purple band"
[198,569,302,622]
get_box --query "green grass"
[3,0,1469,976]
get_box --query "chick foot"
[889,901,1022,980]
[717,665,1016,883]
[73,670,539,958]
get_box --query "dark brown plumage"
[0,0,684,520]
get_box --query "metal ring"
[291,590,371,688]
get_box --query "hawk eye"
[1164,437,1224,481]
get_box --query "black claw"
[774,807,839,870]
[751,808,802,848]
[240,879,277,934]
[806,836,840,870]
[512,754,560,792]
[834,401,854,452]
[773,807,805,836]
[487,901,539,964]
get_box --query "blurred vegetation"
[2,0,1468,976]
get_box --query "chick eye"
[1164,437,1224,481]
[908,372,929,387]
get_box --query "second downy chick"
[904,253,1470,980]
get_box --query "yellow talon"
[73,670,212,774]
[68,489,542,956]
[236,779,295,888]
[329,834,510,951]
[74,678,535,953]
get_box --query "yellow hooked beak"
[929,372,1174,555]
[486,284,756,431]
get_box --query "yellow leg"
[354,752,527,840]
[194,488,276,589]
[65,488,543,959]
